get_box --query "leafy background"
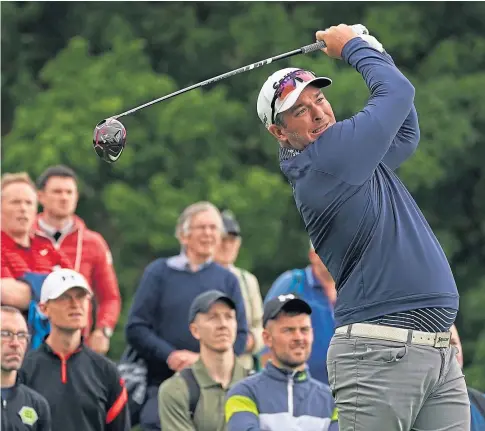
[2,2,485,391]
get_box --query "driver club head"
[93,118,127,163]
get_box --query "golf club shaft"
[113,40,327,119]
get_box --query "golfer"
[256,24,469,431]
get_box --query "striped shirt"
[366,307,456,332]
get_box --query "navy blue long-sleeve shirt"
[125,258,248,387]
[280,37,459,327]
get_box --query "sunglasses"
[270,70,317,124]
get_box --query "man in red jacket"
[1,172,72,310]
[34,165,121,355]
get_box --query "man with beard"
[158,290,249,431]
[225,295,337,431]
[1,306,51,430]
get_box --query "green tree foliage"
[2,2,485,390]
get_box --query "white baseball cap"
[40,268,92,303]
[257,67,332,128]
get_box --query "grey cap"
[188,290,236,324]
[263,294,312,327]
[221,209,241,236]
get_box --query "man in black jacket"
[19,269,130,431]
[1,305,51,430]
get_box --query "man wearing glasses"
[1,305,51,430]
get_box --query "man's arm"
[227,273,249,356]
[125,260,177,363]
[0,278,32,309]
[158,376,196,431]
[382,105,420,170]
[311,35,415,185]
[246,273,264,355]
[37,394,52,431]
[92,234,121,331]
[105,369,130,431]
[225,382,261,431]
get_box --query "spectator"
[125,201,248,431]
[214,209,264,371]
[159,290,250,431]
[1,172,71,348]
[19,268,130,431]
[1,305,51,430]
[225,294,338,431]
[450,324,485,430]
[34,165,121,355]
[259,241,336,384]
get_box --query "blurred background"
[2,1,485,390]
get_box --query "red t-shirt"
[1,231,72,279]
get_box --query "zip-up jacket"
[19,341,130,431]
[225,362,338,431]
[1,377,51,431]
[33,215,121,331]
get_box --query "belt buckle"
[434,332,451,348]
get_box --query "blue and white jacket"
[225,361,338,430]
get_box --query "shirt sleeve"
[92,233,121,330]
[37,393,52,431]
[309,37,416,185]
[246,272,264,355]
[105,366,131,431]
[227,272,249,356]
[158,377,196,431]
[125,260,177,362]
[225,381,261,431]
[382,104,420,170]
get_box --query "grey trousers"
[327,332,470,431]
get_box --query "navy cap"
[221,209,241,236]
[188,290,236,324]
[263,294,312,327]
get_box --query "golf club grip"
[301,40,327,54]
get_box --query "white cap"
[40,268,92,303]
[257,67,332,128]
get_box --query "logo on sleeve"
[18,406,38,426]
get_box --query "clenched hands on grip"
[316,24,359,59]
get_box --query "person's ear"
[268,124,289,144]
[262,328,273,349]
[39,303,48,317]
[189,322,200,341]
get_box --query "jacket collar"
[1,374,22,400]
[191,357,247,389]
[41,337,85,359]
[264,360,310,383]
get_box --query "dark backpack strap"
[180,368,200,421]
[468,387,485,419]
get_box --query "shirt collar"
[166,251,213,273]
[279,146,302,163]
[191,357,247,389]
[38,217,74,237]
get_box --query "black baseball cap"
[188,290,236,324]
[263,294,312,327]
[221,209,241,236]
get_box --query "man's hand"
[167,350,200,372]
[88,329,110,354]
[316,24,359,59]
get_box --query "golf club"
[92,39,327,163]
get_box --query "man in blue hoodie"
[256,24,469,430]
